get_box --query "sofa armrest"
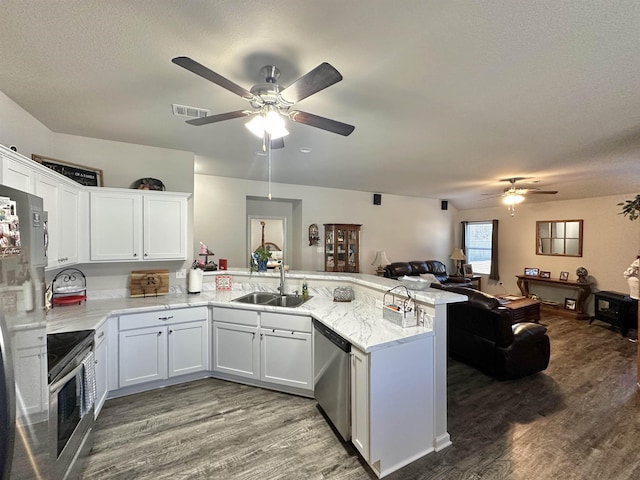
[512,322,547,340]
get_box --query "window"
[464,221,493,275]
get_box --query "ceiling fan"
[484,177,558,215]
[171,57,355,148]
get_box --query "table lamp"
[371,251,391,276]
[450,248,466,276]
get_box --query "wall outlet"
[176,269,187,279]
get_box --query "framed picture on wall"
[32,154,104,187]
[524,267,539,277]
[559,271,569,281]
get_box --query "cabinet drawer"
[211,307,259,327]
[119,306,207,330]
[95,322,108,347]
[15,330,46,349]
[260,312,311,333]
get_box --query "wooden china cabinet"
[323,224,361,273]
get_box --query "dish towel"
[80,350,97,418]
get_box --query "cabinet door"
[58,183,80,265]
[90,191,142,261]
[143,195,187,260]
[118,326,167,387]
[260,328,312,390]
[168,320,209,377]
[351,346,370,460]
[94,327,108,418]
[212,321,259,380]
[34,173,61,268]
[14,346,47,417]
[1,154,35,193]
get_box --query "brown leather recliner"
[433,284,550,380]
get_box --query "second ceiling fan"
[172,56,355,148]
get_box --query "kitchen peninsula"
[46,270,466,478]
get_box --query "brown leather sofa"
[433,284,550,380]
[384,260,471,286]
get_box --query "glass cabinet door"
[324,224,361,273]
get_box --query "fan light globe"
[245,111,289,139]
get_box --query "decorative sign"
[216,275,233,291]
[32,154,104,187]
[130,269,169,297]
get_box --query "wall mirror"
[536,219,583,257]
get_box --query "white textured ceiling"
[1,0,639,209]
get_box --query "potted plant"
[618,194,640,299]
[250,246,272,272]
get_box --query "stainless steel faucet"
[278,261,286,295]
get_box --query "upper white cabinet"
[0,152,35,193]
[90,189,189,262]
[34,171,80,269]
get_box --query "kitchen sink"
[232,292,311,308]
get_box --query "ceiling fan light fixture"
[503,193,524,206]
[245,111,289,140]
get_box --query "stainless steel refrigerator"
[0,185,49,479]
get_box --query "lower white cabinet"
[118,307,209,388]
[14,330,47,419]
[212,321,260,380]
[350,346,370,460]
[211,307,313,393]
[94,322,109,418]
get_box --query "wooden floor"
[82,314,640,480]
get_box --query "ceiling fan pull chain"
[267,133,272,200]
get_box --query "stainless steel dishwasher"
[313,319,351,441]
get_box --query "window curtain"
[460,221,467,256]
[489,219,499,281]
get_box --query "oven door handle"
[49,360,85,394]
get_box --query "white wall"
[0,90,53,158]
[194,173,455,274]
[455,195,640,311]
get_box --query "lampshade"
[245,109,290,140]
[371,251,391,267]
[450,248,466,261]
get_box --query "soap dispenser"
[302,277,309,300]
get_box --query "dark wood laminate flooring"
[82,314,639,480]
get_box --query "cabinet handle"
[94,359,98,364]
[157,331,162,336]
[158,316,174,321]
[133,253,138,257]
[169,330,173,334]
[98,331,105,338]
[144,253,148,257]
[252,332,255,338]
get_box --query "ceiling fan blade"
[281,63,343,104]
[271,137,285,149]
[186,110,251,126]
[172,56,254,100]
[289,110,355,136]
[527,190,558,194]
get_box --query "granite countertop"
[45,271,466,353]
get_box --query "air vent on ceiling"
[171,104,210,118]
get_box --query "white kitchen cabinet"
[94,322,109,418]
[14,330,47,419]
[119,326,168,387]
[0,152,35,193]
[118,307,209,388]
[35,172,80,269]
[168,320,209,377]
[90,188,188,262]
[212,321,260,380]
[211,308,313,393]
[260,312,312,390]
[350,346,370,460]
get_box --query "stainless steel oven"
[48,330,95,480]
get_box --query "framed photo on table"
[524,267,539,277]
[559,271,569,281]
[564,298,577,311]
[539,271,551,279]
[462,264,473,277]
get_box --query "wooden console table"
[516,275,592,320]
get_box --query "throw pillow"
[419,273,440,284]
